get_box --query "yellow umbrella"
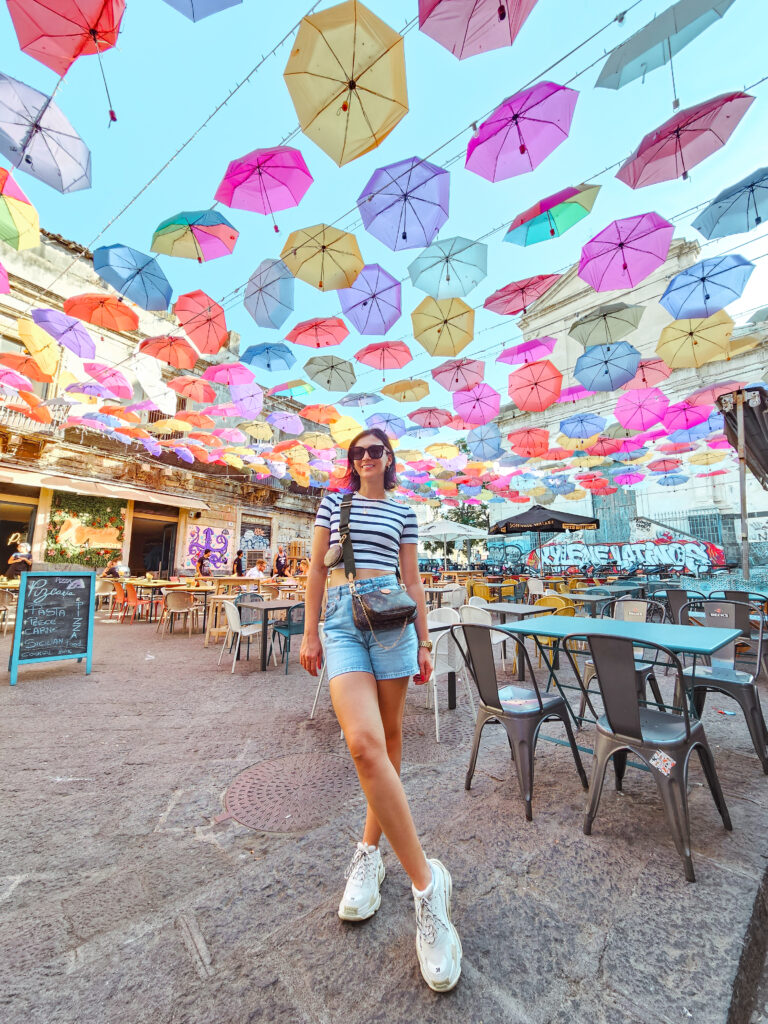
[330,414,363,446]
[728,332,760,357]
[570,455,606,468]
[655,310,734,368]
[150,418,193,433]
[565,489,587,501]
[281,224,364,290]
[310,469,331,485]
[241,421,273,441]
[397,449,424,462]
[301,431,335,449]
[17,317,60,376]
[688,450,726,466]
[412,297,474,356]
[425,442,460,459]
[222,453,245,470]
[283,1,408,167]
[381,378,430,402]
[556,433,600,451]
[289,464,311,487]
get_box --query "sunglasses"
[349,444,387,461]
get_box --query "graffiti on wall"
[534,537,725,573]
[187,525,231,569]
[240,520,271,551]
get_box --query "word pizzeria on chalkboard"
[8,571,95,687]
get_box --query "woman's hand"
[300,633,323,677]
[414,645,433,685]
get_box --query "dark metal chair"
[451,623,588,822]
[269,604,305,674]
[664,587,705,627]
[679,600,768,773]
[569,633,732,882]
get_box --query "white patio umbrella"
[420,519,488,569]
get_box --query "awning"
[0,464,210,510]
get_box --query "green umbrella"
[568,302,645,347]
[304,354,357,392]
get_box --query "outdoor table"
[424,585,449,608]
[568,592,613,615]
[483,602,556,680]
[581,582,646,599]
[238,598,302,671]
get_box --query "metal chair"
[572,633,732,882]
[452,623,587,821]
[217,601,262,673]
[679,600,768,773]
[459,605,506,670]
[268,604,305,673]
[664,587,704,627]
[425,609,475,742]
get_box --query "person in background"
[297,557,310,575]
[100,558,120,579]
[245,559,267,579]
[273,545,289,577]
[6,541,32,580]
[234,549,245,577]
[195,549,213,578]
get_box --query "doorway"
[0,501,37,572]
[128,514,177,577]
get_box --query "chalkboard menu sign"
[8,571,95,686]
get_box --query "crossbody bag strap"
[339,494,356,580]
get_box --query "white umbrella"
[421,519,488,569]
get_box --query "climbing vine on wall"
[45,491,127,569]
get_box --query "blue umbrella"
[93,244,172,310]
[244,259,294,329]
[407,236,487,299]
[404,425,438,439]
[82,412,123,428]
[338,393,382,408]
[357,156,449,251]
[660,255,754,319]
[497,453,528,467]
[366,412,406,439]
[466,423,503,460]
[658,474,689,487]
[161,0,242,20]
[240,342,296,373]
[692,166,768,239]
[559,412,606,438]
[574,342,641,392]
[611,447,648,461]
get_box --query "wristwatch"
[418,640,433,652]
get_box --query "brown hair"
[341,427,397,492]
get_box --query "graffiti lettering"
[538,539,724,573]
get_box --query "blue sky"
[1,0,767,421]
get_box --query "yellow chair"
[470,582,492,602]
[533,595,576,667]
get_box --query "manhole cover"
[401,711,477,764]
[225,753,359,833]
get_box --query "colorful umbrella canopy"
[0,72,91,192]
[656,310,734,367]
[305,354,357,391]
[574,341,641,391]
[301,403,340,424]
[1,260,11,293]
[568,302,645,347]
[244,258,294,329]
[0,168,39,250]
[268,379,314,398]
[266,411,303,435]
[162,1,242,22]
[466,422,504,459]
[173,291,228,354]
[484,274,561,315]
[0,365,33,390]
[453,382,500,425]
[692,165,768,239]
[497,336,556,364]
[660,254,754,319]
[465,81,578,182]
[151,209,238,262]
[286,317,349,349]
[7,0,124,76]
[412,297,474,356]
[686,381,744,406]
[357,156,449,251]
[167,376,216,403]
[83,362,132,399]
[240,343,296,372]
[557,383,595,403]
[366,411,406,438]
[559,412,606,438]
[617,91,753,189]
[508,359,562,411]
[338,263,401,335]
[214,146,312,228]
[355,340,412,374]
[31,307,95,358]
[283,1,408,167]
[381,378,429,402]
[407,236,487,299]
[578,212,674,292]
[418,0,538,59]
[614,387,669,430]
[431,357,484,392]
[93,244,172,310]
[504,183,600,246]
[621,357,671,390]
[281,224,364,291]
[138,335,198,369]
[331,414,365,445]
[63,292,138,332]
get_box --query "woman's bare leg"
[331,671,431,890]
[361,675,408,849]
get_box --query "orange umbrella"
[0,351,53,382]
[138,335,199,369]
[301,403,340,424]
[113,426,151,440]
[99,405,141,423]
[188,431,225,448]
[507,360,562,411]
[173,290,228,354]
[63,293,139,332]
[175,410,215,428]
[167,375,216,403]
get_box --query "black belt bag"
[335,494,417,640]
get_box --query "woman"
[6,541,32,580]
[300,428,461,993]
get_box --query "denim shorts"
[323,574,419,682]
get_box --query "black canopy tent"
[490,505,600,571]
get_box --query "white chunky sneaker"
[338,842,385,921]
[413,859,462,992]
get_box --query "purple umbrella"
[161,0,242,20]
[64,381,110,398]
[229,380,263,419]
[338,264,401,335]
[578,212,674,292]
[31,308,95,358]
[141,437,162,456]
[357,156,449,251]
[557,384,595,403]
[465,82,578,182]
[267,411,303,435]
[497,336,556,364]
[365,412,407,438]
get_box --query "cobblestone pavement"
[1,610,767,1024]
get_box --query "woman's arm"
[300,525,330,676]
[400,542,433,683]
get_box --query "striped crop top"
[314,492,419,572]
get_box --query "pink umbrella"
[617,92,754,190]
[613,472,644,486]
[662,401,712,432]
[83,362,133,399]
[453,382,500,424]
[497,336,556,364]
[202,362,254,386]
[586,437,623,456]
[648,458,682,473]
[557,384,595,403]
[621,357,672,390]
[354,340,412,375]
[214,146,313,230]
[203,402,239,417]
[466,81,578,181]
[708,436,731,449]
[409,407,453,428]
[614,387,669,430]
[578,212,674,292]
[431,357,485,392]
[507,359,562,411]
[213,427,248,444]
[658,442,695,454]
[173,291,228,355]
[286,317,348,348]
[418,0,538,60]
[0,260,8,294]
[686,381,745,406]
[0,367,31,390]
[484,274,561,315]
